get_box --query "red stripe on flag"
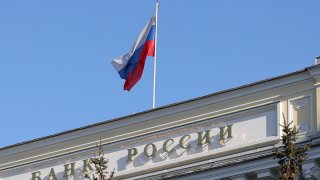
[124,40,155,91]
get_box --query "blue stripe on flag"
[117,45,144,79]
[146,25,156,41]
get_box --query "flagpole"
[153,0,159,109]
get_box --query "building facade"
[1,65,320,180]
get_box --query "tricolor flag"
[111,15,156,91]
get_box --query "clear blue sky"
[0,1,319,148]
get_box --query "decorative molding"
[303,166,320,179]
[0,103,277,178]
[291,97,309,110]
[117,103,277,148]
[132,149,276,180]
[288,95,312,134]
[298,124,309,132]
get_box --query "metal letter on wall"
[127,148,138,162]
[144,143,157,158]
[179,134,191,149]
[64,162,76,178]
[219,125,233,142]
[197,130,211,146]
[31,171,42,180]
[48,168,58,180]
[82,159,94,173]
[163,139,175,153]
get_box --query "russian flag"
[111,15,156,91]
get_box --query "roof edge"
[1,64,318,151]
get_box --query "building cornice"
[1,65,318,152]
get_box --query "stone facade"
[1,65,320,179]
